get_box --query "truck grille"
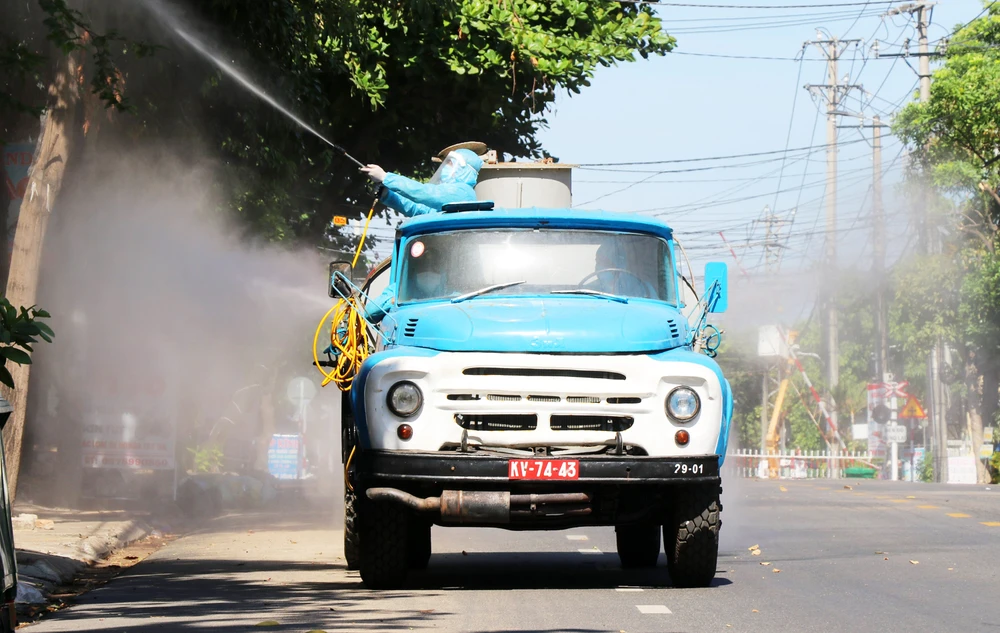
[455,413,538,431]
[550,415,634,432]
[463,367,626,381]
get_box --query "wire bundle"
[313,200,377,391]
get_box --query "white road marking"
[636,605,672,614]
[566,535,589,541]
[578,548,602,555]
[616,587,644,592]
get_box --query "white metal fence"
[724,448,880,480]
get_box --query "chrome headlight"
[666,386,700,421]
[387,381,422,417]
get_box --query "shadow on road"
[35,557,437,632]
[409,551,732,590]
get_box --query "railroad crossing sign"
[885,423,908,444]
[899,396,927,420]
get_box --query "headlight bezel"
[386,381,423,417]
[666,386,700,422]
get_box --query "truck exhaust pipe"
[365,488,592,524]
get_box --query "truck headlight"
[666,386,700,421]
[387,381,422,417]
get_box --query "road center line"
[947,513,971,518]
[916,505,938,509]
[981,522,1000,527]
[636,605,672,614]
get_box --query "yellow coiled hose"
[313,199,377,391]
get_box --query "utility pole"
[872,116,889,383]
[805,35,861,450]
[881,1,943,480]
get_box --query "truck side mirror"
[329,261,353,298]
[704,262,728,313]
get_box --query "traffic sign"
[885,424,908,444]
[333,215,348,226]
[899,396,926,419]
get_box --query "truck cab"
[337,169,731,590]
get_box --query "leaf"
[0,365,13,389]
[1,348,31,365]
[909,560,919,565]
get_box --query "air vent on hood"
[668,319,680,338]
[403,318,419,337]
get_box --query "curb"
[15,517,155,605]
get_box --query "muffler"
[366,488,592,524]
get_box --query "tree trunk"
[964,349,991,484]
[1,52,79,502]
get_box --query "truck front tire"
[358,498,410,589]
[615,523,661,568]
[407,519,432,570]
[664,484,721,588]
[344,486,360,570]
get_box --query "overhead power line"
[577,138,868,167]
[617,0,899,7]
[672,50,826,60]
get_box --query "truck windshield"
[398,229,675,304]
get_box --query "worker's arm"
[363,285,396,324]
[379,188,437,217]
[383,174,478,209]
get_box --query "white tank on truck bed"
[474,161,576,208]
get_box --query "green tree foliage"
[895,4,1000,196]
[2,0,674,244]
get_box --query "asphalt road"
[23,479,1000,633]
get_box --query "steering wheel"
[577,268,653,298]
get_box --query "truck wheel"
[664,484,721,588]
[359,498,410,589]
[616,523,661,568]
[407,519,432,570]
[344,486,360,570]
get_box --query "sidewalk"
[11,504,180,606]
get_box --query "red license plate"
[508,459,580,480]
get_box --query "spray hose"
[312,199,377,391]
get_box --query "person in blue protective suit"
[589,240,655,299]
[359,148,484,217]
[358,148,484,323]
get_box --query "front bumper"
[355,451,720,528]
[357,450,719,486]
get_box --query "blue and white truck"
[333,163,732,589]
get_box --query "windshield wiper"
[550,289,629,304]
[451,280,526,304]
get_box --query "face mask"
[429,152,468,185]
[416,271,442,295]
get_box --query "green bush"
[188,444,224,474]
[918,450,935,483]
[0,299,53,389]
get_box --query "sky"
[535,0,984,292]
